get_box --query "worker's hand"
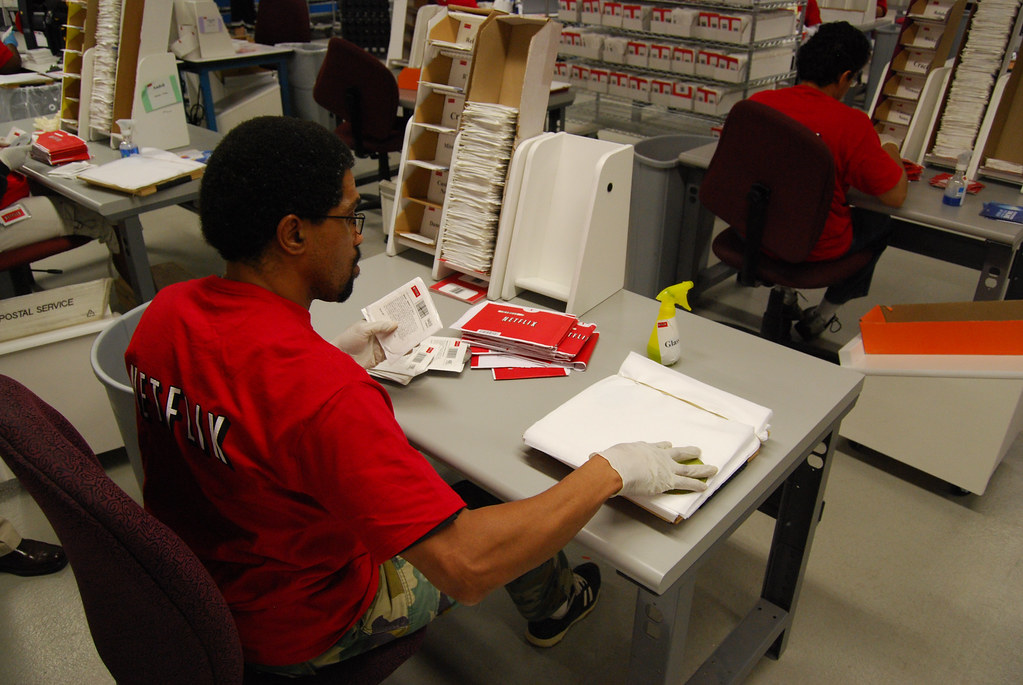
[2,28,18,49]
[332,319,398,369]
[591,441,717,497]
[879,134,901,151]
[0,144,30,171]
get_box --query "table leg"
[276,58,292,116]
[199,69,218,131]
[973,240,1014,300]
[626,574,696,685]
[116,216,156,303]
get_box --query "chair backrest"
[313,37,400,149]
[0,374,244,685]
[700,99,834,266]
[90,302,149,489]
[254,0,311,45]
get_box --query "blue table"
[177,43,294,132]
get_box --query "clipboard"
[77,153,205,196]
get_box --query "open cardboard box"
[465,14,561,142]
[860,301,1023,355]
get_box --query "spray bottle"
[647,281,693,366]
[116,119,138,158]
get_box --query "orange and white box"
[628,74,652,103]
[601,0,624,27]
[559,0,582,23]
[649,77,676,106]
[608,70,632,98]
[648,42,674,71]
[581,0,602,24]
[624,40,649,68]
[589,66,611,93]
[671,45,696,75]
[622,4,651,31]
[650,6,673,34]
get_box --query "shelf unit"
[556,0,805,134]
[59,0,90,131]
[868,0,971,161]
[386,9,488,259]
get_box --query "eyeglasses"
[313,213,365,235]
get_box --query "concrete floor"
[2,158,1022,684]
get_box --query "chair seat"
[712,227,874,290]
[334,120,405,156]
[0,234,92,271]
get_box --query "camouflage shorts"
[253,552,571,676]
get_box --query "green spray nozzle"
[655,281,693,313]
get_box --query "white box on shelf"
[622,4,651,31]
[693,84,744,116]
[624,40,650,68]
[650,6,673,35]
[669,8,700,37]
[672,45,696,75]
[589,66,611,93]
[559,0,582,23]
[579,31,605,60]
[628,74,652,102]
[748,46,795,80]
[648,42,674,71]
[581,0,602,24]
[608,70,632,98]
[560,28,583,56]
[603,36,629,64]
[554,60,570,79]
[570,62,592,87]
[667,81,695,111]
[649,77,676,107]
[601,0,624,27]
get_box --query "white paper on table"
[523,352,773,522]
[472,354,550,369]
[360,276,442,359]
[423,336,469,372]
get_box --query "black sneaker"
[795,306,842,341]
[525,562,601,647]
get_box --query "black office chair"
[700,100,875,350]
[313,37,407,211]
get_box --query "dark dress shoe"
[0,538,68,577]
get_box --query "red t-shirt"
[125,276,466,666]
[749,85,903,260]
[0,42,14,70]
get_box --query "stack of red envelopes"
[451,301,600,379]
[30,130,90,165]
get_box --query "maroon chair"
[700,99,874,345]
[253,0,311,45]
[0,234,92,296]
[313,37,406,209]
[0,375,425,685]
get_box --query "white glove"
[332,319,398,369]
[0,144,30,171]
[592,441,718,497]
[879,134,901,151]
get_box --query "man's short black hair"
[198,116,356,264]
[796,22,871,87]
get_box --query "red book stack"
[452,302,600,379]
[30,130,90,165]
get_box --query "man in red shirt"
[750,21,907,340]
[126,116,716,674]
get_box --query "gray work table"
[310,251,863,684]
[677,141,1023,301]
[15,120,222,302]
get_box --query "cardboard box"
[466,14,561,143]
[581,0,602,24]
[892,46,936,75]
[0,279,112,343]
[624,40,650,68]
[860,301,1023,355]
[603,36,629,64]
[429,9,490,50]
[558,0,582,23]
[650,7,673,35]
[622,4,651,31]
[671,45,696,75]
[600,0,624,27]
[648,42,674,71]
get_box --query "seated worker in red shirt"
[125,116,717,675]
[750,21,907,340]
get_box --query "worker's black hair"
[796,22,872,87]
[198,116,355,264]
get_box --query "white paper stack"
[524,352,772,523]
[930,0,1022,160]
[369,336,469,385]
[437,102,519,275]
[88,0,123,133]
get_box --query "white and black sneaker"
[525,562,601,647]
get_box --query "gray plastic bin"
[279,42,333,129]
[627,134,716,298]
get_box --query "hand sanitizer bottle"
[942,152,970,207]
[116,119,139,158]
